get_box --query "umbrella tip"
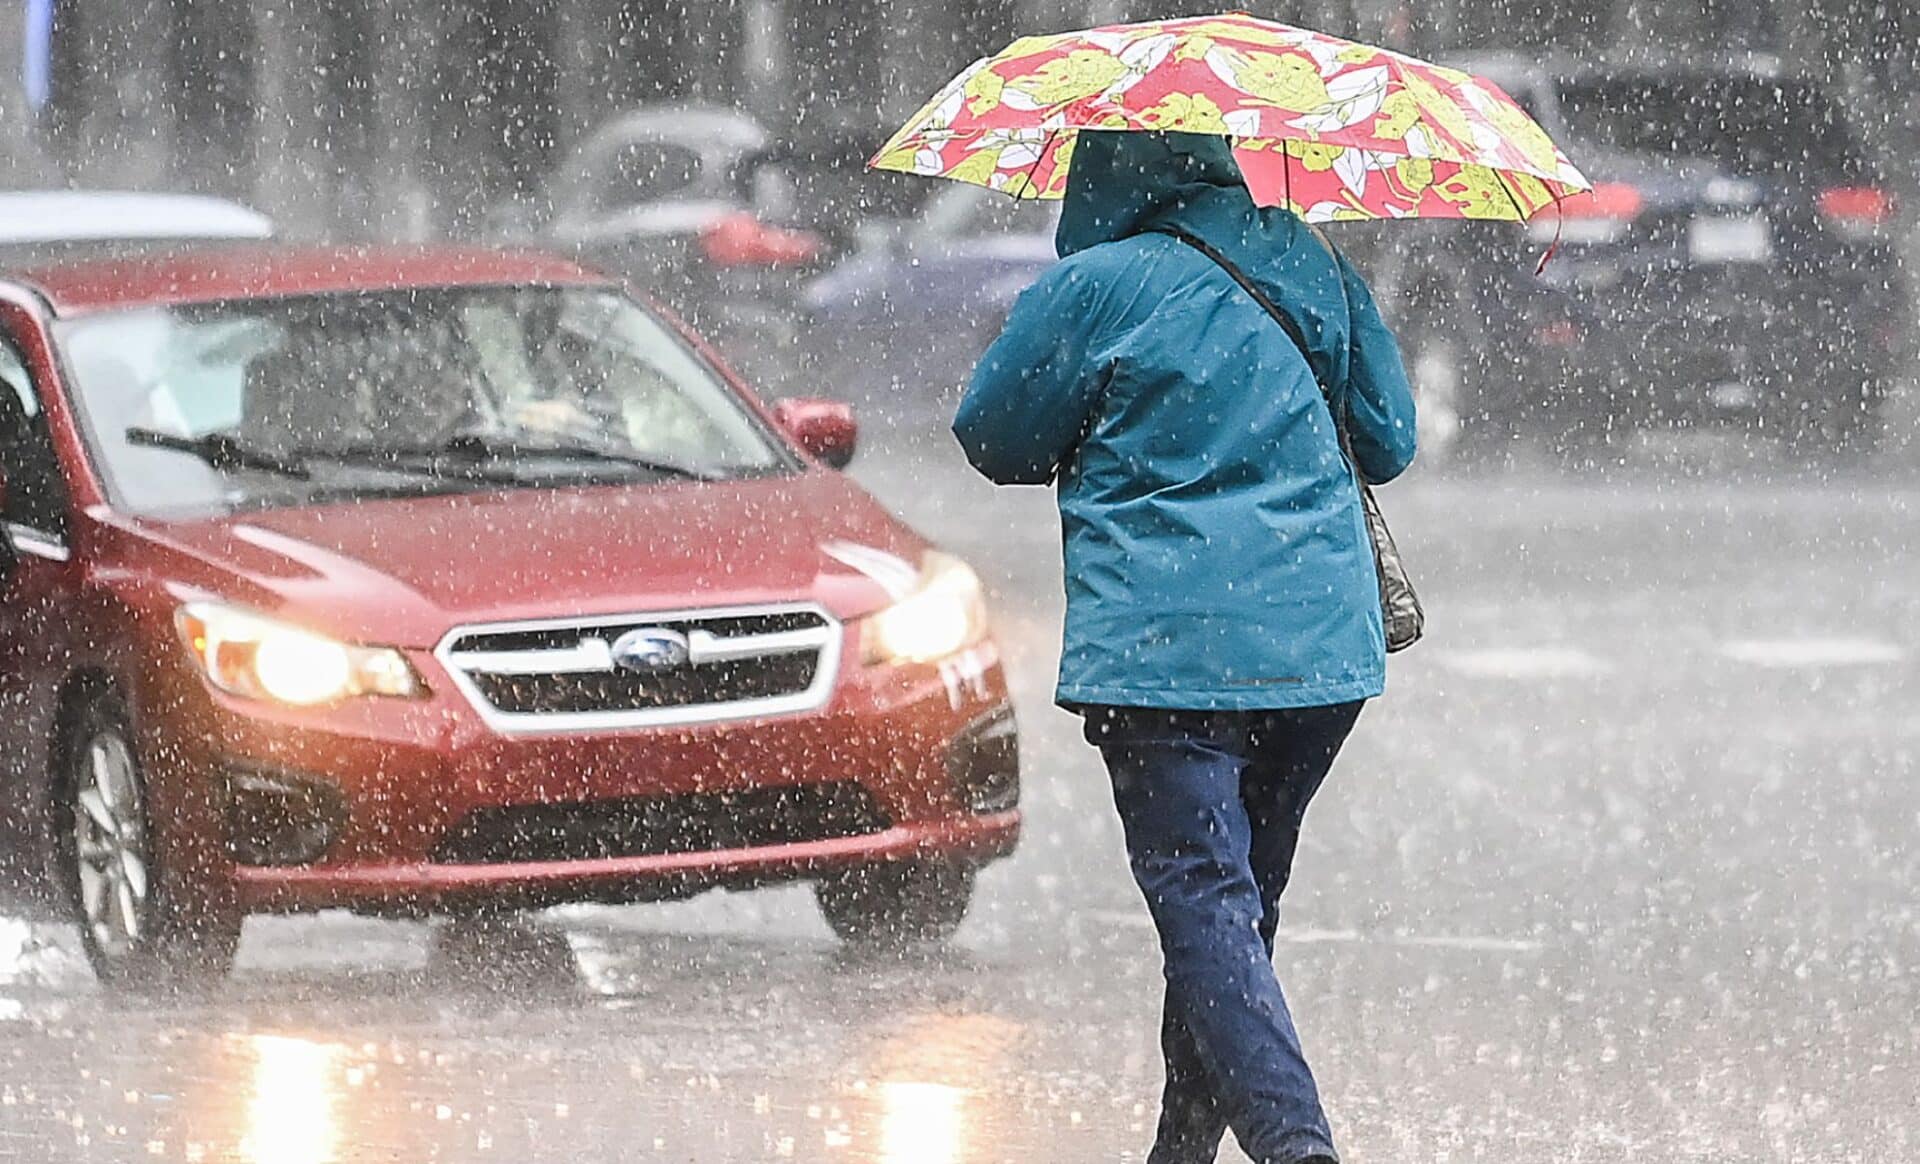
[1533,196,1564,276]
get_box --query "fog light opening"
[949,709,1020,815]
[225,769,347,867]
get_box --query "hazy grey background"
[1,1,1915,237]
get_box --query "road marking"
[0,917,89,990]
[1720,638,1906,669]
[1084,912,1543,953]
[0,918,29,982]
[1432,646,1611,679]
[1389,933,1546,953]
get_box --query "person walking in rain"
[953,130,1417,1164]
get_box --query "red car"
[0,247,1019,988]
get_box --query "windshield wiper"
[294,443,530,486]
[435,431,715,482]
[125,427,312,479]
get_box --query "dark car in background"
[1411,53,1905,456]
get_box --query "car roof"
[7,245,613,317]
[1441,47,1789,88]
[0,189,276,245]
[575,104,769,156]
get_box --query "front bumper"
[150,636,1020,914]
[231,812,1019,913]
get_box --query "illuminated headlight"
[861,551,989,665]
[175,602,424,706]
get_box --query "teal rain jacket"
[953,131,1418,710]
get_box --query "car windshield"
[55,285,789,518]
[1556,75,1870,180]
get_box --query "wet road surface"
[3,423,1918,1163]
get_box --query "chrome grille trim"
[434,603,842,735]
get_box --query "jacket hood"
[1055,130,1339,333]
[1056,131,1245,258]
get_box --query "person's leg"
[1090,707,1339,1164]
[1084,702,1222,1161]
[1145,702,1364,1161]
[1246,703,1364,946]
[1149,999,1227,1163]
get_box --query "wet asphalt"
[3,415,1918,1163]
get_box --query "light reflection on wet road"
[3,425,1918,1162]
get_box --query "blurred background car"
[0,189,275,266]
[801,184,1059,419]
[1405,52,1907,458]
[507,105,836,393]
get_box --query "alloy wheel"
[70,732,152,963]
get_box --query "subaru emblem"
[609,627,692,674]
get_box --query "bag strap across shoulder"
[1148,226,1350,438]
[1149,227,1424,652]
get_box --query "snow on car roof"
[12,245,611,315]
[0,190,276,245]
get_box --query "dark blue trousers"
[1084,702,1362,1164]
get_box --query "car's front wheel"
[814,862,975,949]
[60,695,241,990]
[1781,377,1886,460]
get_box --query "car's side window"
[597,141,702,211]
[0,329,70,538]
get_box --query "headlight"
[861,551,989,665]
[175,602,424,706]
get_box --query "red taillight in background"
[1533,319,1582,348]
[1560,182,1645,222]
[1528,182,1642,262]
[699,211,825,267]
[1817,186,1894,233]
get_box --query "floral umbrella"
[871,13,1589,224]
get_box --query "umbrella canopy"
[871,13,1589,224]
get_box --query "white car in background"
[0,190,275,264]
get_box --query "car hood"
[122,471,927,649]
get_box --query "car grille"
[432,782,890,865]
[438,606,841,732]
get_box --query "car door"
[0,308,78,903]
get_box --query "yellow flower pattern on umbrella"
[871,12,1588,223]
[1003,50,1130,110]
[1139,92,1231,135]
[1205,48,1332,114]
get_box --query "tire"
[1547,418,1621,469]
[1451,403,1524,465]
[58,694,241,990]
[1782,381,1885,461]
[814,862,975,949]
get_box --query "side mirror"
[772,398,858,470]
